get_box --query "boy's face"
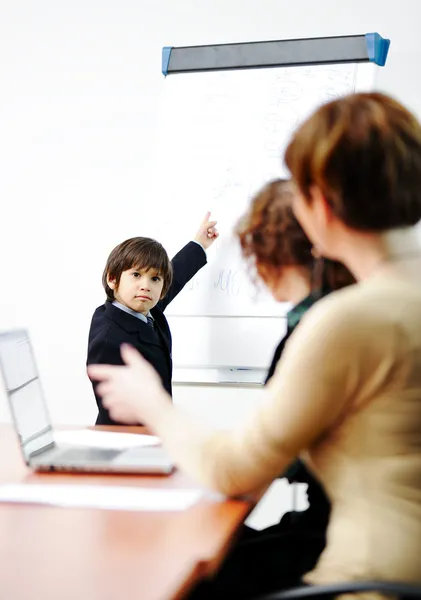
[108,267,164,315]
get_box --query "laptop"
[0,329,174,474]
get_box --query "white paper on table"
[0,484,203,511]
[54,429,160,449]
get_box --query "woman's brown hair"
[285,92,421,231]
[102,237,173,302]
[236,179,355,293]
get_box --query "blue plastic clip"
[365,33,391,67]
[162,46,173,76]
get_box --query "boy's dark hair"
[285,92,421,230]
[236,178,355,292]
[102,237,173,302]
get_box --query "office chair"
[254,581,421,600]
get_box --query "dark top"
[265,295,317,384]
[265,294,331,535]
[87,241,207,425]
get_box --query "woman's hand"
[88,344,170,425]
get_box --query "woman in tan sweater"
[89,92,421,597]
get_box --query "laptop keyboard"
[55,448,121,463]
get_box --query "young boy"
[87,213,218,425]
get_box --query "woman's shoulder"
[300,283,372,328]
[298,276,421,348]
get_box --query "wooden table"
[0,424,254,600]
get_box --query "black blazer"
[87,241,207,425]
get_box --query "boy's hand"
[194,212,219,250]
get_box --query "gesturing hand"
[88,344,170,426]
[194,211,219,250]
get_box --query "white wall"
[1,0,421,426]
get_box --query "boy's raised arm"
[158,212,218,310]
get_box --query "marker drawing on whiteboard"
[213,269,241,296]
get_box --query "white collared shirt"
[112,300,153,325]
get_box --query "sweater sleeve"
[162,288,403,496]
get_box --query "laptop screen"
[0,330,54,460]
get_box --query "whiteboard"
[150,62,377,318]
[143,61,379,373]
[168,314,286,366]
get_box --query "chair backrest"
[255,581,421,600]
